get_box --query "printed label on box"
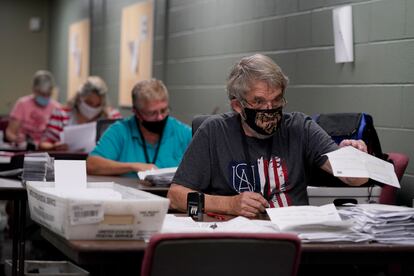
[69,203,104,225]
[96,229,134,239]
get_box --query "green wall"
[163,0,414,205]
[0,0,50,114]
[48,0,165,116]
[48,0,89,103]
[88,0,166,113]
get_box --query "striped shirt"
[42,106,122,143]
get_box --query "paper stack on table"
[338,204,414,244]
[22,152,54,182]
[138,167,177,186]
[137,167,177,180]
[48,160,122,200]
[161,215,278,233]
[266,204,373,243]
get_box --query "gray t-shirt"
[173,111,338,206]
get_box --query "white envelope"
[325,146,399,188]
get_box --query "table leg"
[11,200,20,276]
[18,199,26,276]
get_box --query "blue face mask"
[34,95,50,107]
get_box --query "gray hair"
[32,70,55,94]
[226,54,289,101]
[68,76,109,112]
[78,76,108,97]
[131,79,169,110]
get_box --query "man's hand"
[339,139,367,153]
[229,192,268,218]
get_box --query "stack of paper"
[137,167,177,179]
[0,141,27,151]
[266,204,373,243]
[22,152,54,182]
[0,151,14,164]
[49,160,121,200]
[338,204,414,244]
[138,167,177,186]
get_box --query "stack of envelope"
[338,204,414,244]
[22,152,54,182]
[266,204,373,243]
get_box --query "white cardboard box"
[307,186,382,206]
[26,181,169,240]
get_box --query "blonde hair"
[131,79,169,110]
[227,54,289,102]
[68,76,111,117]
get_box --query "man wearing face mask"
[39,76,121,150]
[6,70,61,147]
[86,79,192,178]
[168,54,368,218]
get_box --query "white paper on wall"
[333,5,354,63]
[129,39,140,73]
[127,15,149,74]
[70,33,82,76]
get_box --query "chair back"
[379,152,410,205]
[387,152,409,181]
[95,118,120,142]
[141,232,301,276]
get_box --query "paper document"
[325,146,399,188]
[54,160,87,191]
[266,204,342,231]
[333,5,353,63]
[137,167,177,180]
[61,122,97,152]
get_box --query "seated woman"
[6,70,60,147]
[39,76,121,150]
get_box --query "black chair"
[141,232,301,276]
[191,115,211,136]
[311,112,409,205]
[95,118,120,142]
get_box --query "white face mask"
[78,100,103,120]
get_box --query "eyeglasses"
[242,97,287,110]
[138,107,170,119]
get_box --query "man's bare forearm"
[86,155,135,175]
[168,183,240,215]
